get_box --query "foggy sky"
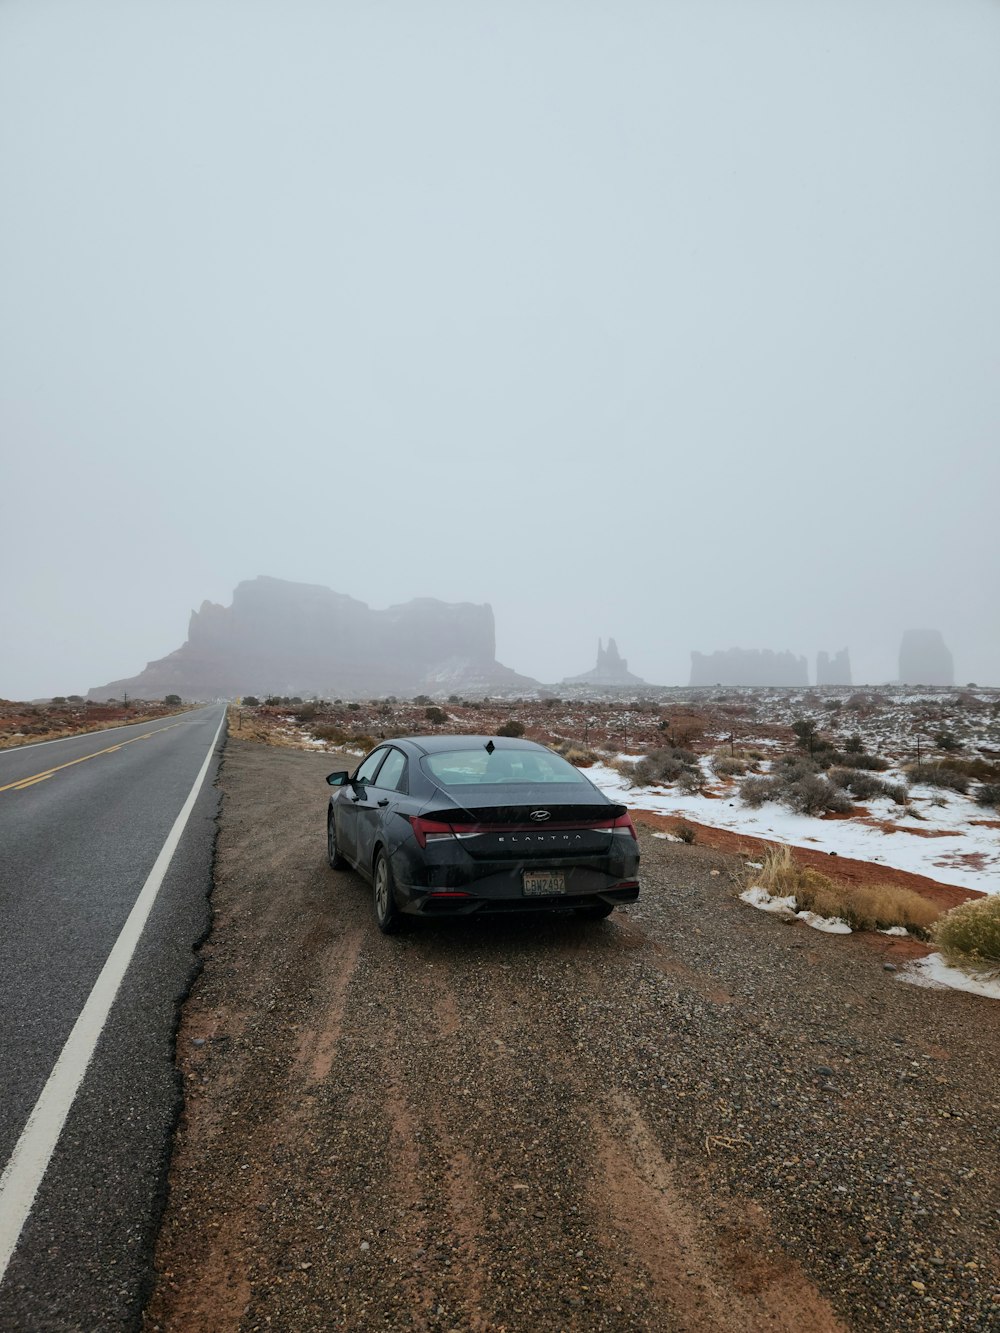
[2,0,998,698]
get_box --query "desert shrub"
[932,896,1000,972]
[791,717,819,750]
[296,703,318,722]
[905,763,970,794]
[774,756,820,780]
[673,821,697,843]
[828,769,908,804]
[424,706,448,724]
[164,694,181,706]
[713,755,750,777]
[497,720,525,738]
[844,733,864,754]
[935,730,960,752]
[936,755,1000,782]
[629,746,698,787]
[975,783,1000,809]
[739,775,783,807]
[844,751,889,771]
[313,724,349,745]
[353,734,375,752]
[677,767,704,794]
[242,695,260,707]
[413,695,431,705]
[782,774,853,815]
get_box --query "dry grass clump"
[974,782,1000,810]
[932,896,1000,975]
[746,847,940,936]
[673,821,697,843]
[554,741,599,767]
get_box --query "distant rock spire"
[899,630,954,686]
[563,637,645,686]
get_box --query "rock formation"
[898,629,954,686]
[563,638,646,687]
[88,577,540,700]
[690,648,809,687]
[816,649,852,687]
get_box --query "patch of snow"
[587,762,998,895]
[896,954,1000,1001]
[740,887,852,934]
[796,911,852,934]
[878,926,909,937]
[740,887,797,915]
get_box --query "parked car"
[326,735,640,932]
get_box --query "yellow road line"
[0,722,184,795]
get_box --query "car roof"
[387,734,545,756]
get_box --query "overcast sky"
[2,0,998,697]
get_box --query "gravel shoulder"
[144,740,1000,1332]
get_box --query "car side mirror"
[326,771,350,786]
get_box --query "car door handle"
[377,799,389,808]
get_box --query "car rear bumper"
[394,873,641,917]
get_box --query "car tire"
[575,901,616,920]
[373,849,402,934]
[327,814,348,870]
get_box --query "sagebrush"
[932,896,1000,974]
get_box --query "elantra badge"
[529,810,551,822]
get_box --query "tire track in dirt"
[593,1090,846,1332]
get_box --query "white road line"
[0,707,226,1286]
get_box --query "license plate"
[523,870,566,896]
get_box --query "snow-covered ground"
[587,762,999,896]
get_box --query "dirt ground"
[144,740,1000,1333]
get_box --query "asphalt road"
[0,704,227,1332]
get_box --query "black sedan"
[326,735,640,932]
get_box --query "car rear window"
[421,748,588,787]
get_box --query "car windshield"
[421,748,588,787]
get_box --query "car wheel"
[327,814,347,870]
[575,902,615,920]
[373,849,401,934]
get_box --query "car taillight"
[610,812,638,840]
[408,816,456,849]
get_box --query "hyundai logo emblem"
[529,810,551,822]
